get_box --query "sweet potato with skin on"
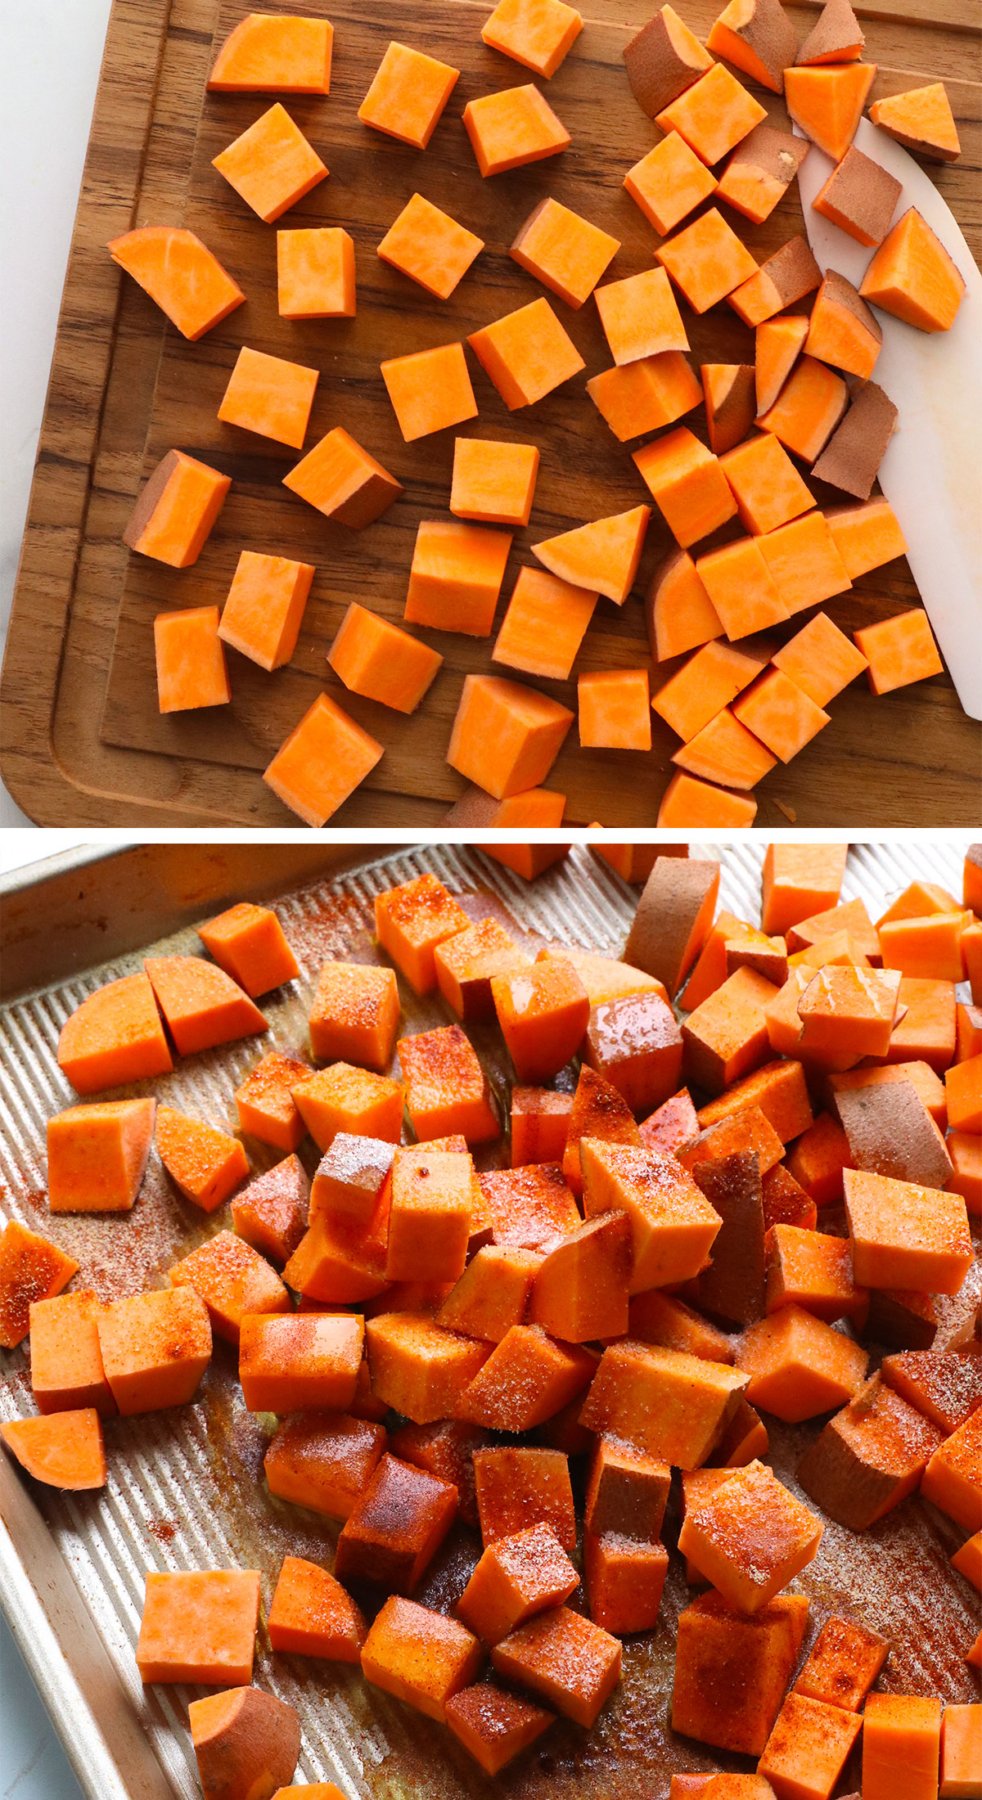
[807,271,882,381]
[796,0,864,65]
[647,550,724,662]
[0,1221,78,1349]
[729,236,821,328]
[1,1408,106,1491]
[870,82,961,163]
[474,1444,576,1549]
[708,0,798,94]
[692,1149,766,1326]
[625,856,720,998]
[718,124,810,226]
[623,5,712,118]
[703,364,757,455]
[126,451,231,569]
[189,1687,300,1800]
[814,146,902,248]
[107,228,245,340]
[797,1372,943,1528]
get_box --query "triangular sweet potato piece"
[707,0,798,95]
[145,955,267,1056]
[784,63,876,162]
[532,506,650,604]
[562,1066,641,1194]
[869,83,961,163]
[796,0,864,65]
[860,208,966,333]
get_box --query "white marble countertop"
[1,0,114,827]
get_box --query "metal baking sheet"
[0,840,978,1800]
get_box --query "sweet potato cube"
[844,1167,972,1294]
[46,1098,155,1214]
[469,296,584,411]
[208,14,333,93]
[389,1418,489,1527]
[679,1458,823,1612]
[146,956,267,1058]
[580,1341,747,1466]
[577,667,651,749]
[449,674,573,798]
[378,192,482,305]
[532,505,650,606]
[108,226,244,341]
[366,1311,490,1423]
[452,440,540,531]
[492,1605,621,1727]
[398,1025,498,1145]
[267,1555,365,1663]
[170,1230,289,1344]
[627,1288,735,1364]
[458,1521,578,1644]
[656,63,767,166]
[190,1688,299,1800]
[581,1138,722,1292]
[491,961,589,1083]
[657,209,759,313]
[733,669,831,764]
[691,1150,766,1326]
[730,236,822,330]
[264,692,383,827]
[386,1145,473,1282]
[309,1134,393,1232]
[99,1285,211,1412]
[710,1396,770,1469]
[882,1349,982,1435]
[759,1693,863,1800]
[214,103,327,221]
[583,991,683,1115]
[239,1311,363,1413]
[481,1162,580,1250]
[585,1532,669,1635]
[652,642,766,744]
[797,967,902,1071]
[199,901,298,998]
[765,1224,867,1325]
[381,342,477,443]
[772,612,867,708]
[375,872,469,995]
[137,1569,260,1684]
[435,918,530,1022]
[437,1244,541,1342]
[335,1452,458,1592]
[951,1531,982,1591]
[697,1058,813,1144]
[0,1408,106,1492]
[363,1596,482,1725]
[292,1063,404,1153]
[785,61,876,161]
[634,429,736,549]
[405,518,512,637]
[512,196,618,310]
[737,1304,868,1421]
[562,1065,641,1194]
[718,122,810,225]
[458,1325,595,1431]
[463,83,570,177]
[869,80,960,162]
[797,1372,942,1529]
[529,1211,631,1341]
[702,363,757,456]
[684,968,779,1094]
[695,537,789,640]
[0,1222,78,1349]
[277,225,353,319]
[156,1106,250,1213]
[720,433,815,538]
[473,1443,575,1550]
[762,1166,817,1233]
[625,132,717,236]
[793,1613,888,1711]
[807,271,882,380]
[154,606,230,713]
[218,345,318,450]
[673,1589,810,1756]
[232,1155,309,1266]
[308,961,400,1072]
[862,1693,943,1800]
[234,1052,309,1154]
[585,1437,671,1540]
[358,40,459,148]
[941,1703,982,1799]
[920,1408,982,1532]
[589,353,703,445]
[482,0,583,77]
[860,207,966,334]
[264,1410,386,1519]
[445,1683,553,1776]
[28,1291,114,1416]
[124,451,230,570]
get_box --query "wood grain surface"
[2,0,980,826]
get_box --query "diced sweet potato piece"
[264,1410,386,1519]
[492,960,589,1082]
[231,1157,308,1267]
[657,208,759,314]
[844,1167,972,1294]
[365,1311,489,1422]
[760,513,852,617]
[798,1371,943,1528]
[218,345,318,451]
[590,353,703,446]
[835,1077,952,1190]
[529,1211,631,1340]
[463,82,570,176]
[625,131,717,236]
[170,1230,289,1344]
[583,992,683,1115]
[657,62,767,165]
[758,1693,862,1798]
[861,207,966,334]
[378,193,482,302]
[684,968,779,1094]
[634,429,736,549]
[647,547,726,664]
[624,855,720,998]
[108,222,245,341]
[733,668,830,764]
[755,314,809,417]
[512,196,618,310]
[199,902,298,998]
[56,971,172,1096]
[737,1303,868,1420]
[793,1613,887,1711]
[680,1458,823,1612]
[208,14,333,92]
[445,1682,553,1775]
[214,103,327,222]
[458,1326,595,1431]
[628,1288,735,1364]
[267,1555,365,1664]
[766,1223,867,1325]
[46,1099,154,1215]
[797,966,902,1071]
[137,1569,260,1684]
[870,82,961,163]
[691,1150,767,1326]
[862,1693,943,1800]
[532,505,650,606]
[405,518,512,638]
[381,341,478,444]
[720,433,815,538]
[719,123,810,225]
[582,1137,723,1292]
[921,1408,982,1532]
[329,605,443,712]
[398,1026,498,1145]
[448,674,573,798]
[510,1087,574,1166]
[474,1443,575,1549]
[673,1589,810,1755]
[190,1686,299,1800]
[581,1340,747,1465]
[784,62,876,161]
[155,1107,250,1213]
[772,611,867,708]
[881,1348,982,1436]
[239,1311,362,1413]
[940,1703,982,1798]
[437,1244,541,1343]
[492,1605,621,1726]
[308,962,400,1072]
[762,1165,817,1232]
[145,956,266,1058]
[797,0,864,64]
[0,1408,106,1491]
[585,1436,671,1540]
[482,0,582,77]
[814,145,901,249]
[292,1063,403,1154]
[698,1058,813,1145]
[481,1162,580,1250]
[234,1051,309,1154]
[459,1521,578,1644]
[729,236,821,328]
[584,1531,669,1634]
[702,363,757,456]
[309,1135,393,1233]
[277,224,353,319]
[97,1287,211,1415]
[0,1220,78,1350]
[807,271,882,381]
[707,0,797,94]
[359,40,459,147]
[695,539,789,642]
[28,1291,114,1416]
[385,1145,474,1283]
[335,1452,458,1592]
[623,4,712,118]
[435,921,529,1026]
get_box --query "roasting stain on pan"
[0,844,978,1799]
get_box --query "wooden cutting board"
[2,0,980,826]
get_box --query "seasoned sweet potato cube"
[445,1682,553,1776]
[585,1532,669,1635]
[583,991,684,1115]
[363,1594,482,1725]
[641,1088,701,1155]
[264,1410,387,1519]
[797,966,902,1071]
[862,1693,943,1800]
[797,1372,942,1529]
[920,1407,982,1532]
[492,1605,621,1727]
[190,1687,299,1800]
[458,1521,578,1643]
[881,1349,982,1435]
[673,1588,810,1755]
[335,1453,458,1592]
[0,1221,78,1349]
[155,1107,250,1213]
[232,1155,309,1268]
[398,1025,498,1145]
[793,1614,888,1712]
[691,1150,766,1327]
[458,1325,595,1432]
[761,1165,818,1233]
[283,1205,389,1304]
[834,1077,952,1192]
[435,918,531,1021]
[759,1692,863,1800]
[940,1702,982,1798]
[292,1063,404,1153]
[309,1134,394,1230]
[681,1106,784,1180]
[234,1051,309,1154]
[684,968,780,1094]
[46,1099,155,1214]
[785,1111,852,1207]
[765,1224,867,1325]
[581,1138,722,1291]
[386,1145,474,1282]
[678,1458,823,1613]
[97,1287,211,1414]
[437,1244,541,1342]
[581,1341,747,1466]
[844,1167,972,1295]
[308,961,400,1070]
[137,1569,260,1684]
[510,1087,574,1166]
[375,872,470,995]
[267,1555,365,1661]
[491,961,590,1082]
[365,1311,490,1422]
[239,1311,363,1413]
[562,1065,641,1195]
[584,1437,671,1540]
[473,1444,576,1549]
[737,1305,868,1421]
[481,1162,581,1250]
[529,1211,631,1341]
[627,1289,735,1364]
[170,1230,289,1344]
[28,1291,115,1416]
[389,1418,488,1527]
[709,1396,770,1468]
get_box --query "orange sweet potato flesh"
[219,553,314,672]
[145,956,266,1057]
[579,669,652,750]
[199,901,299,998]
[482,0,584,79]
[108,227,245,340]
[268,1555,366,1660]
[647,550,723,663]
[449,675,574,800]
[57,972,173,1094]
[658,772,758,829]
[329,603,443,714]
[264,692,384,827]
[784,63,876,162]
[137,1568,261,1684]
[47,1099,156,1213]
[209,15,333,92]
[0,1221,79,1350]
[860,208,966,333]
[870,83,961,163]
[673,707,777,791]
[1,1408,106,1490]
[533,506,650,605]
[126,453,232,569]
[463,83,570,176]
[155,605,230,713]
[189,1686,301,1800]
